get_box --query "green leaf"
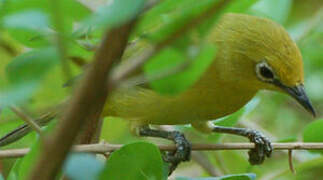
[18,140,42,179]
[249,0,292,24]
[3,10,49,30]
[205,108,245,142]
[203,98,259,142]
[136,0,259,43]
[242,97,260,117]
[6,47,59,83]
[7,159,22,180]
[3,10,50,47]
[144,43,216,95]
[3,0,90,22]
[303,119,323,154]
[0,47,59,107]
[100,142,166,180]
[176,173,256,180]
[61,0,91,21]
[137,0,219,43]
[222,0,259,14]
[85,0,145,29]
[213,98,259,127]
[0,82,38,107]
[214,108,245,127]
[1,0,91,46]
[64,153,104,180]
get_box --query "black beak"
[273,80,316,117]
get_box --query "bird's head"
[212,13,315,116]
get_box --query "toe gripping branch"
[212,126,273,165]
[139,126,191,175]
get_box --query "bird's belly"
[148,91,255,125]
[107,87,256,126]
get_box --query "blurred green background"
[0,0,322,179]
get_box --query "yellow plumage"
[103,13,307,132]
[0,13,314,172]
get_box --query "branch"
[10,105,42,134]
[0,39,18,56]
[27,21,137,180]
[1,143,323,158]
[0,112,56,147]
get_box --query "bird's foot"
[163,131,191,175]
[246,129,272,165]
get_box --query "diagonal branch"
[27,21,137,180]
[10,105,42,135]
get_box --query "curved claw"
[163,131,191,175]
[246,129,273,165]
[138,127,191,175]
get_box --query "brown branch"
[288,150,296,174]
[10,105,42,134]
[0,112,55,147]
[76,0,163,146]
[2,142,323,159]
[27,21,137,180]
[0,39,18,56]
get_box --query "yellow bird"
[0,13,315,173]
[104,13,315,171]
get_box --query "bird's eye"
[260,66,274,79]
[256,62,274,82]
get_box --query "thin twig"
[0,39,18,56]
[0,112,56,147]
[10,105,42,134]
[288,150,296,174]
[2,142,323,159]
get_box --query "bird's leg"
[212,126,272,164]
[138,126,191,175]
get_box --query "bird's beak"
[273,80,316,117]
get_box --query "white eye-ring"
[255,61,275,82]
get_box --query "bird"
[103,13,315,172]
[0,13,315,174]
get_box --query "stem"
[1,142,323,158]
[10,105,42,135]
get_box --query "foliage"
[0,0,322,179]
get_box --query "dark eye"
[255,62,275,82]
[260,66,274,79]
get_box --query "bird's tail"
[0,112,56,147]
